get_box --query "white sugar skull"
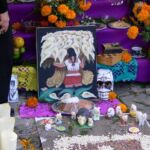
[97,69,113,100]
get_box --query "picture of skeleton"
[40,30,95,88]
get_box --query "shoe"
[10,108,15,117]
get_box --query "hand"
[0,11,10,34]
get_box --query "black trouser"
[0,26,13,104]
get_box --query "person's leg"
[0,26,13,104]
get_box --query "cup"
[131,46,142,56]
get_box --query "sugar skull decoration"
[97,69,114,100]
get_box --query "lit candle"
[0,103,11,117]
[0,130,17,150]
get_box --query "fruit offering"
[13,36,26,60]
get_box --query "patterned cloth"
[12,66,37,91]
[97,58,138,82]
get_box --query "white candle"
[0,117,15,132]
[0,130,17,150]
[0,103,11,117]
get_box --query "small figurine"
[120,114,128,125]
[71,111,76,120]
[92,106,101,121]
[55,113,62,125]
[45,124,52,131]
[76,108,91,126]
[107,107,115,118]
[115,105,128,125]
[88,118,94,127]
[77,116,87,126]
[115,105,123,117]
[130,104,137,117]
[136,111,149,127]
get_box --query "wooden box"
[97,53,122,66]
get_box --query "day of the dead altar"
[3,0,150,149]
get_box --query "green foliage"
[141,28,150,42]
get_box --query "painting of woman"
[54,48,85,87]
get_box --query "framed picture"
[36,26,98,103]
[8,74,19,102]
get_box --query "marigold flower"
[132,2,143,17]
[142,3,150,13]
[48,14,58,23]
[137,9,149,22]
[41,5,52,16]
[109,91,117,100]
[65,9,76,20]
[79,1,92,11]
[55,20,66,28]
[26,96,38,108]
[118,103,128,113]
[57,4,69,15]
[122,51,132,63]
[127,26,139,40]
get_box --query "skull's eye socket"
[97,81,103,87]
[105,81,112,89]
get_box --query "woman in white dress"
[54,48,85,88]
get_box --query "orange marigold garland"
[39,0,92,28]
[137,9,149,22]
[127,26,139,40]
[142,3,150,12]
[41,5,52,17]
[26,96,38,108]
[129,2,150,41]
[48,15,58,23]
[57,4,69,15]
[20,139,35,150]
[79,1,92,11]
[65,10,76,20]
[118,103,128,113]
[55,20,67,28]
[122,51,132,63]
[109,91,117,100]
[132,2,143,17]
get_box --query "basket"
[97,53,122,66]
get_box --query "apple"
[13,37,25,48]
